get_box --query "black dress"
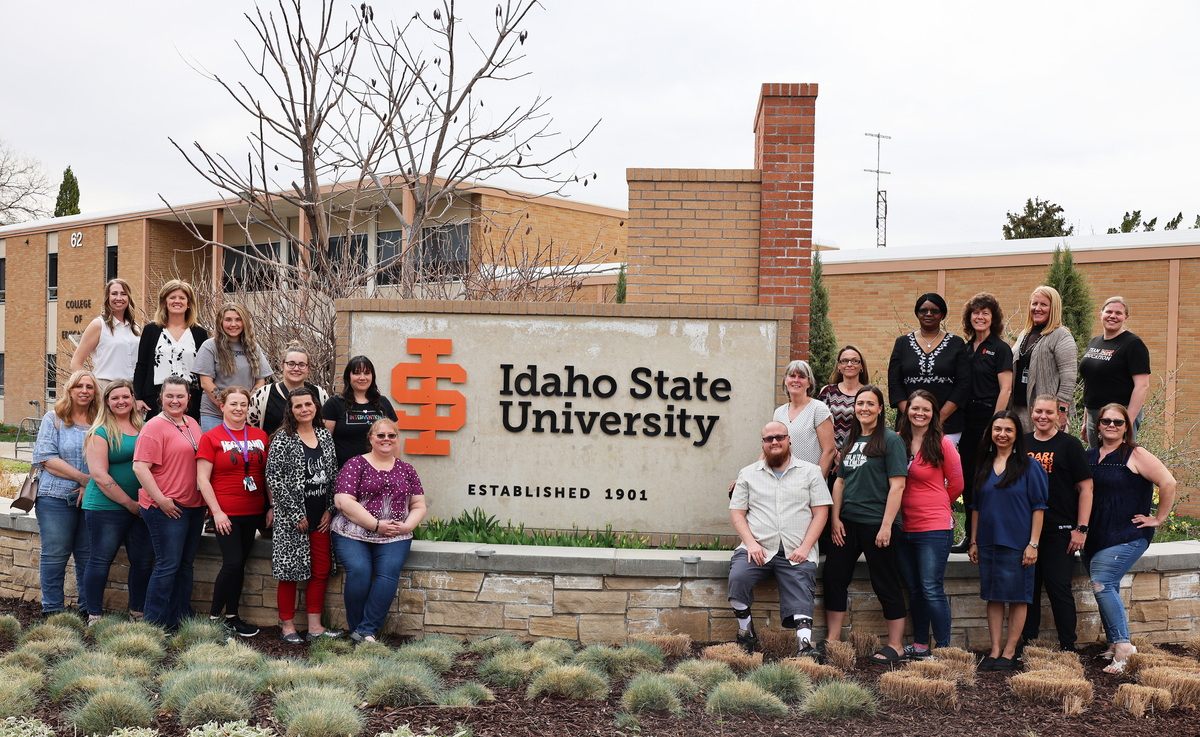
[886,332,971,435]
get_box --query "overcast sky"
[4,1,1198,250]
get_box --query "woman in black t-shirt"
[1078,297,1151,448]
[322,356,398,467]
[887,293,971,444]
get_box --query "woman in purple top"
[330,417,427,643]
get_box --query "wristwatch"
[1027,542,1039,549]
[1074,525,1089,534]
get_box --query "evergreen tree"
[1044,245,1092,357]
[808,250,837,383]
[1002,197,1074,239]
[53,166,80,217]
[615,263,627,303]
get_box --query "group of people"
[728,287,1176,674]
[34,279,426,644]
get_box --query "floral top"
[331,454,424,543]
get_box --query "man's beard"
[765,445,791,468]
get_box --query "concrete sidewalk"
[0,441,33,463]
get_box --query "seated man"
[728,420,832,656]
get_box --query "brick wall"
[7,232,49,422]
[147,219,211,297]
[475,194,626,263]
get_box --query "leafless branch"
[0,139,52,224]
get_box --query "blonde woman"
[1010,286,1077,433]
[71,278,142,389]
[1078,297,1150,447]
[193,302,273,433]
[133,279,208,420]
[32,369,101,615]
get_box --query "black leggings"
[822,519,907,620]
[211,513,264,617]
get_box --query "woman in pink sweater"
[896,389,964,657]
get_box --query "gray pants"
[727,546,817,622]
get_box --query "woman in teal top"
[81,379,150,624]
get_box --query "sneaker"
[736,629,758,653]
[903,643,931,659]
[306,629,344,642]
[226,616,259,638]
[797,638,818,659]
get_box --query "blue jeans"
[331,533,412,637]
[83,509,154,616]
[200,415,222,433]
[142,504,205,629]
[896,528,953,647]
[1086,537,1149,645]
[36,495,90,614]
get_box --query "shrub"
[704,681,789,717]
[67,689,155,735]
[612,712,640,733]
[781,657,844,684]
[307,636,353,661]
[16,635,86,662]
[930,646,975,665]
[526,665,609,701]
[824,640,856,672]
[0,651,45,673]
[98,632,167,663]
[529,638,576,662]
[310,658,377,694]
[178,641,265,672]
[440,682,495,706]
[258,659,320,693]
[281,705,364,737]
[672,659,736,691]
[169,618,228,650]
[571,645,662,679]
[185,721,274,737]
[1138,667,1200,707]
[800,680,878,720]
[19,623,82,646]
[1023,647,1083,675]
[848,630,879,659]
[700,643,761,672]
[0,678,37,719]
[628,632,690,658]
[49,652,155,702]
[748,662,812,703]
[477,650,555,687]
[0,717,55,737]
[467,634,525,658]
[363,661,442,707]
[1113,683,1173,717]
[413,634,466,657]
[160,667,259,712]
[620,673,684,716]
[348,641,392,661]
[756,629,797,660]
[394,643,455,674]
[0,615,21,642]
[178,689,253,727]
[879,671,957,710]
[44,611,86,633]
[1010,670,1094,707]
[1186,636,1200,658]
[90,618,165,646]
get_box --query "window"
[0,258,6,303]
[47,253,58,300]
[376,229,404,285]
[46,353,56,400]
[105,245,118,283]
[416,223,469,279]
[223,242,280,292]
[327,234,369,277]
[0,353,5,397]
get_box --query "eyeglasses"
[375,433,399,439]
[1099,417,1126,427]
[917,308,942,316]
[283,361,309,369]
[761,434,788,443]
[838,358,862,365]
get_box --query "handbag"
[10,465,40,513]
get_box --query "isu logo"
[391,338,466,456]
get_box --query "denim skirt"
[977,544,1034,603]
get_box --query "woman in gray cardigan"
[1010,286,1077,433]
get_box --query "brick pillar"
[753,83,817,361]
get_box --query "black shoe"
[226,616,259,637]
[1014,639,1027,661]
[306,629,344,642]
[949,540,970,554]
[979,656,997,672]
[736,629,758,653]
[798,637,817,659]
[279,631,303,644]
[993,656,1016,671]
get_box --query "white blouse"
[92,318,139,381]
[152,328,198,385]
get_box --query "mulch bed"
[3,596,1196,736]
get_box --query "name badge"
[244,477,258,492]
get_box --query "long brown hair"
[214,302,262,378]
[101,278,141,336]
[973,410,1031,491]
[280,386,325,437]
[848,385,890,457]
[1097,402,1138,455]
[899,389,945,468]
[826,345,869,386]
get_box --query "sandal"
[870,645,904,664]
[1103,645,1137,675]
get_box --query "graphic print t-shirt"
[197,425,269,516]
[322,395,398,467]
[302,440,331,530]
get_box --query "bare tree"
[0,139,52,224]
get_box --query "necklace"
[919,329,943,349]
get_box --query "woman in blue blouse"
[1086,403,1176,674]
[968,409,1048,672]
[32,370,101,615]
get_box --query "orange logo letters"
[391,339,466,455]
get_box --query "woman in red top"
[896,389,964,657]
[197,386,272,637]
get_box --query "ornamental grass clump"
[349,640,392,661]
[672,659,736,691]
[0,674,39,719]
[98,632,167,663]
[90,618,165,646]
[363,661,442,707]
[306,636,353,661]
[1113,683,1173,717]
[748,662,812,703]
[311,657,377,695]
[274,686,363,737]
[848,630,879,659]
[413,634,466,657]
[704,681,789,718]
[178,689,253,727]
[756,629,797,660]
[15,635,85,663]
[800,680,878,721]
[44,612,86,634]
[160,667,259,712]
[394,642,455,674]
[0,651,45,673]
[467,634,525,658]
[477,650,556,687]
[49,652,153,702]
[930,646,974,665]
[700,643,761,672]
[660,672,701,701]
[258,659,321,693]
[185,720,275,737]
[1022,646,1083,675]
[1125,651,1200,677]
[0,717,55,737]
[1010,670,1094,708]
[107,728,161,737]
[629,632,691,658]
[878,670,957,710]
[1138,666,1200,707]
[529,638,577,662]
[780,656,844,684]
[824,640,856,672]
[440,682,495,706]
[572,644,662,679]
[1186,636,1200,658]
[169,618,228,651]
[0,615,21,643]
[67,688,155,735]
[178,641,265,672]
[526,665,609,700]
[19,623,81,646]
[619,673,684,716]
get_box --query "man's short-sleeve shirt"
[730,457,833,565]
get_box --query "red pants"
[277,529,332,620]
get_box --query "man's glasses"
[762,434,788,443]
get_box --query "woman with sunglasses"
[888,293,971,445]
[331,418,427,643]
[1086,403,1176,674]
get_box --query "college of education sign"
[341,301,793,536]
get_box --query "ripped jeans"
[1085,538,1149,645]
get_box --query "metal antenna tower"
[864,132,891,248]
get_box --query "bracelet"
[374,519,380,533]
[968,542,977,547]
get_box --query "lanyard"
[222,423,252,472]
[168,417,198,451]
